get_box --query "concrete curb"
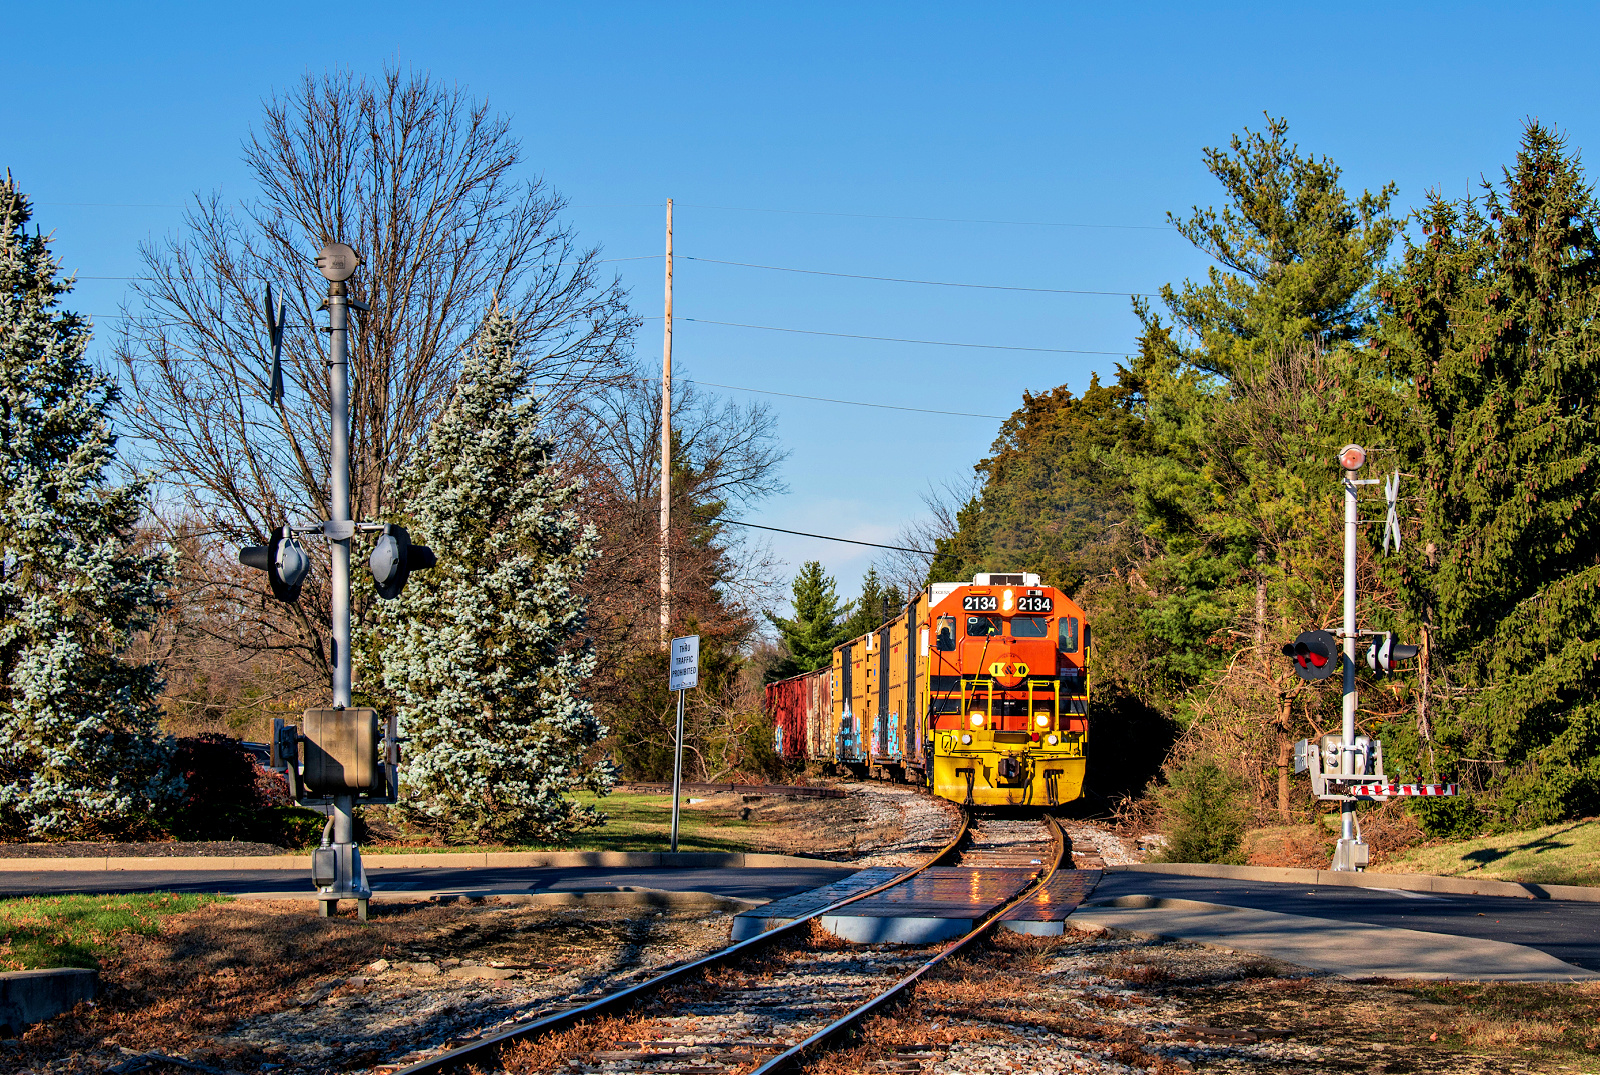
[0,968,96,1035]
[0,851,834,873]
[1106,862,1600,903]
[1069,895,1600,983]
[227,886,767,912]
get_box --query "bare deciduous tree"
[569,373,788,651]
[876,476,977,595]
[116,68,637,706]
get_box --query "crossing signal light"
[368,524,435,600]
[238,526,311,602]
[1366,632,1420,676]
[1283,629,1339,681]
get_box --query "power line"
[682,255,1153,297]
[706,515,933,555]
[38,201,184,208]
[680,317,1126,356]
[70,253,659,283]
[687,378,1007,419]
[678,201,1174,231]
[34,197,1171,232]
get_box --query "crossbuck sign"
[669,634,700,693]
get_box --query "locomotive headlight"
[968,713,984,727]
[1034,713,1050,728]
[1047,734,1059,745]
[960,733,972,745]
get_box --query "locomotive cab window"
[1059,615,1080,652]
[967,615,1001,637]
[935,616,957,651]
[1010,615,1048,638]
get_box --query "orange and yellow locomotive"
[766,572,1089,808]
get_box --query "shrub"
[167,734,292,844]
[268,806,332,849]
[1155,756,1248,864]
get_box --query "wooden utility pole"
[659,199,673,647]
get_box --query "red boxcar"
[766,668,831,761]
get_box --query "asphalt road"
[1091,871,1600,971]
[10,863,1598,973]
[0,865,858,905]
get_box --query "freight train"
[766,573,1089,807]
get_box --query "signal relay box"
[272,708,400,806]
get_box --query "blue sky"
[8,3,1600,607]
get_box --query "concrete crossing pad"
[730,867,1105,944]
[999,869,1102,936]
[1068,895,1600,982]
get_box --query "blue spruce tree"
[366,308,609,843]
[0,173,178,837]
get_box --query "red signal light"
[1283,630,1340,682]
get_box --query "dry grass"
[835,930,1600,1075]
[1400,980,1600,1058]
[3,898,726,1075]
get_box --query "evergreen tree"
[766,561,851,679]
[0,174,178,837]
[1379,124,1600,830]
[1119,117,1397,713]
[842,566,904,638]
[367,308,608,844]
[928,374,1142,594]
[1155,757,1247,864]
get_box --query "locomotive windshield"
[966,615,1000,637]
[1009,615,1048,637]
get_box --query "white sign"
[669,634,700,692]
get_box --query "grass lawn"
[1375,818,1600,887]
[1400,980,1600,1061]
[366,791,779,856]
[0,892,227,970]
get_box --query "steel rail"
[391,812,971,1074]
[746,813,1066,1074]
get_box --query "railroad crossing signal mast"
[1283,445,1456,872]
[240,243,435,918]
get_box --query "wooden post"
[660,199,673,648]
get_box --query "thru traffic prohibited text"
[669,634,700,692]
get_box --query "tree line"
[898,116,1600,836]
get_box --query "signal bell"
[1366,632,1420,675]
[1282,629,1340,682]
[238,525,311,602]
[369,523,436,600]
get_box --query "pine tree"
[0,173,178,838]
[843,566,904,638]
[929,374,1142,595]
[1379,124,1600,830]
[1120,117,1397,712]
[366,308,608,844]
[766,561,851,679]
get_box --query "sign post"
[668,634,700,853]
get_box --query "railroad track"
[392,811,1071,1075]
